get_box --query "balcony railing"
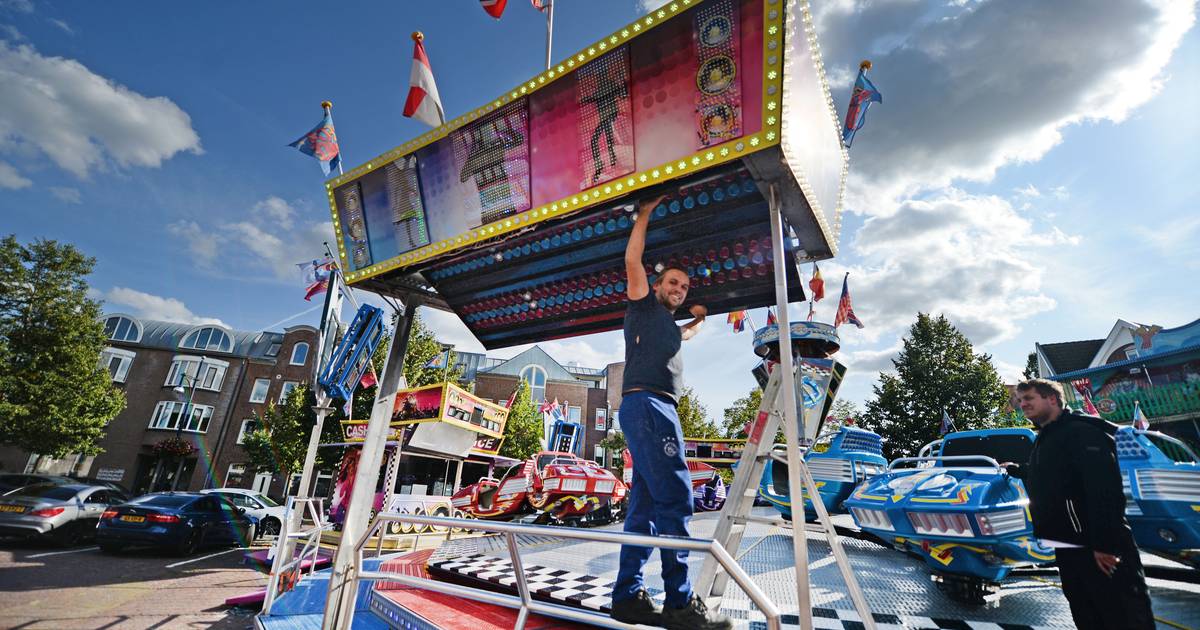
[1095,382,1200,421]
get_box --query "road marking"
[28,546,99,558]
[165,547,241,568]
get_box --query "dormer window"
[180,326,233,353]
[103,315,142,342]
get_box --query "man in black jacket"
[1014,379,1155,629]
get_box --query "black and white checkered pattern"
[431,553,618,613]
[720,596,1052,629]
[431,553,1058,629]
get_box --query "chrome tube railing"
[351,513,782,630]
[888,455,1002,473]
[262,497,331,614]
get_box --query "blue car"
[758,427,888,520]
[96,492,254,555]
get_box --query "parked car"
[200,488,286,537]
[0,483,129,546]
[0,473,74,494]
[66,476,133,496]
[96,492,254,555]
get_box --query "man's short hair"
[652,265,690,285]
[1016,378,1065,408]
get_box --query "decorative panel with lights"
[331,0,846,348]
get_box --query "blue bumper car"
[758,426,888,521]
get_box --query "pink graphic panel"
[693,0,742,147]
[450,101,531,225]
[529,75,584,207]
[576,46,635,188]
[630,16,699,172]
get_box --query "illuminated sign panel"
[329,0,786,280]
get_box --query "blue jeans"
[612,391,694,608]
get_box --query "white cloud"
[167,220,219,262]
[0,0,33,13]
[48,18,71,35]
[0,160,30,188]
[49,186,79,203]
[165,196,334,283]
[0,40,202,179]
[811,0,1195,212]
[0,24,24,41]
[636,0,670,14]
[104,287,226,326]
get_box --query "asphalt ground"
[0,536,269,630]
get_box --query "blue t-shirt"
[622,293,683,404]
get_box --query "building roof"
[481,346,581,383]
[1037,339,1104,375]
[104,314,314,360]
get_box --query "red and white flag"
[480,0,508,18]
[404,32,445,128]
[531,0,549,10]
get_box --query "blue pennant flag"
[289,110,341,176]
[842,63,883,148]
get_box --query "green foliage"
[599,430,627,475]
[0,235,125,459]
[499,380,543,461]
[720,387,763,439]
[1023,351,1039,380]
[242,384,344,481]
[822,399,862,434]
[859,313,1011,460]
[678,385,719,438]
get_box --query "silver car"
[0,483,129,546]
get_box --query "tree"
[242,384,344,484]
[859,313,1010,460]
[599,430,627,476]
[0,236,125,465]
[677,385,719,438]
[720,387,763,439]
[499,380,542,461]
[822,399,862,434]
[1023,351,1039,380]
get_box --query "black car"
[0,473,74,495]
[96,492,254,555]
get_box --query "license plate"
[120,515,145,523]
[0,505,25,513]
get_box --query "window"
[226,464,246,486]
[103,315,141,342]
[99,348,136,383]
[279,381,300,403]
[611,411,620,433]
[568,405,582,423]
[266,343,281,357]
[290,342,309,366]
[595,408,607,431]
[149,401,214,433]
[237,419,257,444]
[180,326,233,353]
[165,356,228,391]
[222,492,260,509]
[519,365,546,402]
[594,445,606,466]
[249,378,270,403]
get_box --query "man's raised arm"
[625,195,664,301]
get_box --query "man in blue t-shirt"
[610,194,731,630]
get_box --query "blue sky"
[2,0,1198,423]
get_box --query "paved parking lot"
[0,538,267,630]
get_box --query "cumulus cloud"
[811,0,1195,211]
[166,195,334,283]
[104,287,226,326]
[0,0,33,13]
[0,160,30,188]
[636,0,670,14]
[0,40,202,179]
[49,186,80,203]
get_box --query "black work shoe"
[611,589,663,625]
[662,594,733,630]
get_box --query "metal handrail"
[351,512,782,630]
[263,497,331,615]
[888,455,1002,473]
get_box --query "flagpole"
[322,100,345,175]
[545,0,555,70]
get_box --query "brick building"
[457,346,625,469]
[0,313,321,498]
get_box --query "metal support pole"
[544,0,554,70]
[325,300,420,630]
[767,185,813,630]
